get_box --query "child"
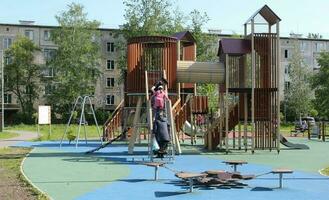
[153,85,168,111]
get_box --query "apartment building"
[280,35,329,99]
[0,21,123,119]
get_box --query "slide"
[280,134,309,150]
[183,121,205,137]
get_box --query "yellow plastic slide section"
[176,61,225,84]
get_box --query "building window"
[106,95,115,105]
[24,30,34,40]
[284,50,288,58]
[3,38,12,49]
[106,78,115,87]
[300,42,307,52]
[107,42,114,52]
[44,30,50,41]
[284,81,290,91]
[284,65,290,74]
[25,85,33,94]
[107,60,114,70]
[43,49,56,62]
[315,43,324,52]
[42,67,54,77]
[44,84,55,95]
[4,93,12,104]
[4,56,12,65]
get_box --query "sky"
[1,0,329,38]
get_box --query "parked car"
[302,116,316,126]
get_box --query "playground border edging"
[20,148,53,200]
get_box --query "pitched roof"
[171,31,196,43]
[218,38,251,56]
[245,5,281,26]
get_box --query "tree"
[188,10,217,62]
[48,3,101,116]
[311,52,329,119]
[285,38,313,120]
[5,36,41,121]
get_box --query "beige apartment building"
[0,21,123,121]
[1,21,329,121]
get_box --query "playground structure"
[102,5,282,156]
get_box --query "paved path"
[0,130,38,148]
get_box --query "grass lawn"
[0,147,48,200]
[7,123,297,142]
[7,124,103,141]
[0,132,19,139]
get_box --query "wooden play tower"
[102,5,281,155]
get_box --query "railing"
[103,100,124,141]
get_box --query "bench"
[271,168,293,188]
[143,162,165,180]
[175,172,207,192]
[290,128,305,137]
[223,160,248,172]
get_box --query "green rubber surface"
[204,137,329,173]
[23,147,130,200]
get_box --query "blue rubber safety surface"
[14,141,329,200]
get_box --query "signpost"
[38,105,51,138]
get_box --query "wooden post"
[276,20,281,153]
[128,96,142,154]
[145,71,154,155]
[177,41,181,61]
[244,93,248,151]
[225,54,229,153]
[322,121,325,142]
[323,122,326,142]
[251,18,255,153]
[244,23,247,36]
[219,93,223,150]
[307,121,311,140]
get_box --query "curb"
[20,148,53,200]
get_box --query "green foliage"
[309,109,318,117]
[284,38,313,120]
[48,3,101,116]
[188,10,217,62]
[66,130,76,144]
[4,36,41,118]
[122,0,184,38]
[197,83,218,110]
[311,52,329,119]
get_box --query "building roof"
[218,38,251,56]
[245,5,281,26]
[171,31,196,43]
[0,23,118,32]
